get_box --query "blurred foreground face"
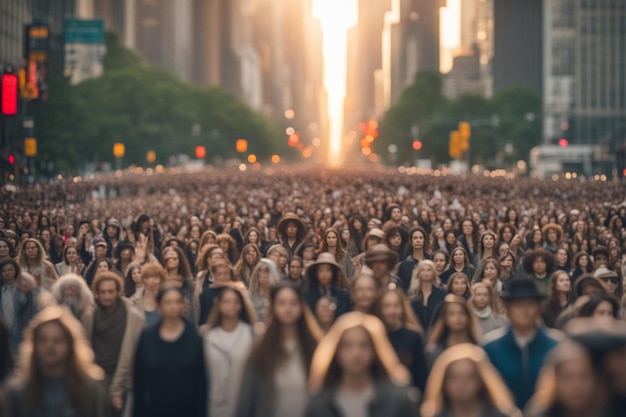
[555,358,597,412]
[274,288,301,326]
[444,359,483,403]
[158,290,185,319]
[380,292,403,329]
[35,322,70,372]
[593,301,615,320]
[219,290,242,319]
[506,299,541,329]
[445,303,468,332]
[353,277,377,311]
[337,327,374,376]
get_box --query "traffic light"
[7,153,15,165]
[558,138,569,147]
[459,121,471,152]
[195,146,206,159]
[449,131,463,159]
[1,72,19,116]
[412,140,423,151]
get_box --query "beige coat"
[84,297,146,397]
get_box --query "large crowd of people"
[0,165,625,417]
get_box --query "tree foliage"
[33,32,283,172]
[376,72,542,166]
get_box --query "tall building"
[493,0,542,93]
[414,0,446,72]
[544,0,626,148]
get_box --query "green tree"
[32,31,283,173]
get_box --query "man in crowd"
[483,278,560,409]
[50,273,94,328]
[85,272,145,416]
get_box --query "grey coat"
[304,380,419,417]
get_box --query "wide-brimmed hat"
[500,278,546,301]
[541,223,563,240]
[276,213,306,239]
[305,252,342,283]
[365,244,398,269]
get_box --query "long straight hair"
[426,295,479,349]
[205,286,257,329]
[248,284,319,379]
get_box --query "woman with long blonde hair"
[421,344,520,417]
[409,260,447,333]
[3,306,107,417]
[306,312,418,417]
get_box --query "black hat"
[116,241,135,258]
[500,278,546,301]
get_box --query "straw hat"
[305,252,341,281]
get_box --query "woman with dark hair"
[304,253,351,321]
[376,288,427,391]
[244,227,263,249]
[217,233,239,265]
[286,256,306,289]
[578,294,620,319]
[477,231,498,263]
[54,245,83,277]
[236,283,320,417]
[347,214,368,255]
[133,286,207,417]
[0,237,16,263]
[318,228,354,278]
[522,249,557,296]
[440,247,476,286]
[542,271,572,328]
[123,261,143,298]
[3,306,108,417]
[198,262,241,325]
[193,245,227,321]
[385,226,410,262]
[458,219,479,266]
[201,286,257,417]
[443,230,458,255]
[114,241,136,278]
[432,250,450,281]
[420,344,520,417]
[305,312,419,417]
[234,243,261,285]
[554,248,571,273]
[425,295,480,369]
[526,228,544,252]
[498,223,517,245]
[160,246,195,321]
[542,224,563,254]
[473,257,502,291]
[499,250,518,285]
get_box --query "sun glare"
[313,0,358,166]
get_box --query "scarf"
[92,300,127,376]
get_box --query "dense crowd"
[0,165,625,417]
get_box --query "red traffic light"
[8,153,15,165]
[195,146,206,159]
[1,73,19,116]
[412,140,423,151]
[558,138,569,147]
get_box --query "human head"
[92,271,124,311]
[350,273,378,313]
[447,273,471,298]
[206,287,256,328]
[427,294,478,347]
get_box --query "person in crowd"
[16,238,58,290]
[247,258,281,323]
[82,238,110,288]
[420,344,521,417]
[365,244,402,290]
[234,243,261,285]
[113,241,135,278]
[565,317,626,417]
[133,286,207,417]
[2,306,108,417]
[554,248,571,273]
[318,227,354,278]
[409,260,447,333]
[573,275,606,299]
[470,283,506,336]
[0,259,39,353]
[350,272,378,314]
[159,246,195,321]
[198,262,241,325]
[268,245,290,278]
[347,214,368,255]
[521,249,556,296]
[131,263,167,325]
[446,272,471,299]
[542,224,563,254]
[375,288,427,391]
[384,226,410,264]
[314,296,336,333]
[193,245,227,321]
[298,242,318,269]
[235,283,319,417]
[432,250,450,282]
[542,271,572,328]
[426,294,480,368]
[440,247,475,286]
[352,228,385,274]
[0,238,16,263]
[277,213,308,257]
[304,253,351,321]
[591,246,610,270]
[286,256,306,289]
[397,227,432,291]
[55,245,84,277]
[483,278,560,409]
[473,257,501,290]
[594,266,623,300]
[525,340,603,417]
[200,286,256,417]
[216,233,239,265]
[458,219,479,266]
[50,273,94,328]
[577,294,620,320]
[103,218,122,260]
[498,223,517,245]
[306,312,419,417]
[570,252,593,285]
[84,271,144,415]
[123,261,143,298]
[477,231,497,264]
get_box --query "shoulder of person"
[482,326,509,347]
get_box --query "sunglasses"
[600,277,619,284]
